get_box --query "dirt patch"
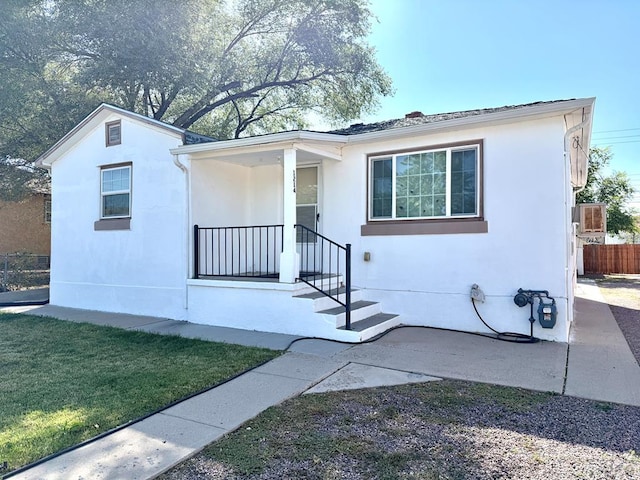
[160,380,640,480]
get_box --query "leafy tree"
[0,1,95,162]
[615,217,640,244]
[0,0,392,161]
[0,157,49,202]
[577,147,637,235]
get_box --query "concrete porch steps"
[318,300,379,319]
[338,312,399,332]
[293,286,352,299]
[293,284,401,341]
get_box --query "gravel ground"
[161,386,640,479]
[160,278,640,480]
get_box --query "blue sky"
[363,0,640,205]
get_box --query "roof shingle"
[327,99,575,136]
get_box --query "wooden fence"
[583,244,640,274]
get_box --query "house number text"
[292,169,296,193]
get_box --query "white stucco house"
[36,97,594,342]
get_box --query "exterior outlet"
[470,284,485,302]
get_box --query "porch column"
[279,148,299,283]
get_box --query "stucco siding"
[320,116,571,341]
[49,113,188,319]
[191,161,284,228]
[249,164,283,226]
[45,102,582,342]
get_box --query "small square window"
[105,120,121,147]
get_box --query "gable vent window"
[105,120,121,147]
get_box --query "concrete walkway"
[565,280,640,405]
[3,280,640,480]
[0,287,49,307]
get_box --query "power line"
[593,127,640,134]
[592,134,640,141]
[593,140,640,146]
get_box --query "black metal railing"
[296,224,352,330]
[193,225,284,278]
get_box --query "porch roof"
[171,132,347,166]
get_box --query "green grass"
[0,312,280,472]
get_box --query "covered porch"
[179,134,348,282]
[171,134,383,337]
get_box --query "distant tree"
[615,217,640,244]
[0,157,49,202]
[577,147,637,235]
[0,0,392,161]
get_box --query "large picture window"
[369,142,481,221]
[101,165,131,218]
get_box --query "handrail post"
[193,224,199,279]
[345,243,351,330]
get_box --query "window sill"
[94,218,131,231]
[361,218,488,236]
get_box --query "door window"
[296,167,318,241]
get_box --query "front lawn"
[0,312,279,473]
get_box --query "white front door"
[296,166,319,239]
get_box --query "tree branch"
[177,69,331,129]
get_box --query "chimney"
[405,111,423,119]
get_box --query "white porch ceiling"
[188,146,330,167]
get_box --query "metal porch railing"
[192,223,352,330]
[295,224,352,330]
[193,225,284,278]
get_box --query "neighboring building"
[0,191,51,255]
[36,99,594,342]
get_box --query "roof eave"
[170,130,348,155]
[565,101,595,189]
[35,103,185,167]
[171,98,596,155]
[343,98,597,144]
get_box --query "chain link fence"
[0,253,50,292]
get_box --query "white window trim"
[368,142,481,222]
[100,164,132,219]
